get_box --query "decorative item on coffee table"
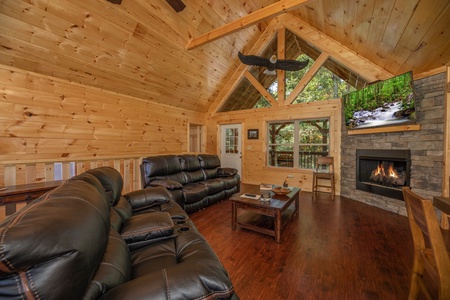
[260,183,272,201]
[272,186,291,195]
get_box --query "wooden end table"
[230,184,300,243]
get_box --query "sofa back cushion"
[0,180,110,300]
[198,154,221,179]
[86,167,124,206]
[178,155,205,183]
[197,154,221,169]
[141,155,185,186]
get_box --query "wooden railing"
[268,151,328,169]
[0,157,143,220]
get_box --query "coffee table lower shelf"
[231,185,300,243]
[233,205,297,242]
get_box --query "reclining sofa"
[0,166,238,300]
[141,154,240,214]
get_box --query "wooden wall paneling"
[0,1,225,113]
[321,0,343,43]
[352,0,375,55]
[405,4,450,75]
[362,0,395,69]
[0,65,202,162]
[383,0,449,74]
[377,0,424,68]
[279,13,393,82]
[207,99,341,192]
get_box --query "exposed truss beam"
[244,71,278,106]
[284,52,329,105]
[186,0,310,50]
[207,18,281,115]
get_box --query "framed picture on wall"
[247,129,259,140]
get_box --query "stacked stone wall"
[340,73,446,216]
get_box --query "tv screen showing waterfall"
[343,71,416,130]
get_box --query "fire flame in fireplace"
[373,163,399,178]
[370,162,405,186]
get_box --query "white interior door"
[220,124,242,177]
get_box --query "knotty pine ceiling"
[0,0,448,113]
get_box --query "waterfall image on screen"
[343,71,416,130]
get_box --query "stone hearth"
[340,73,446,216]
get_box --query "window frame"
[266,118,330,170]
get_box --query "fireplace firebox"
[356,149,411,200]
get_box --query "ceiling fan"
[238,51,309,75]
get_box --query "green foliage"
[343,72,415,122]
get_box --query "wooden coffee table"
[231,184,300,243]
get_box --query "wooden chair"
[402,187,450,300]
[312,156,335,200]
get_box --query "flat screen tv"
[343,71,416,130]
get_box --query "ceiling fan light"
[263,69,277,75]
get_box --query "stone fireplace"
[356,149,411,200]
[340,73,446,216]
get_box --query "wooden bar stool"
[312,156,335,200]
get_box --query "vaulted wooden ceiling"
[0,0,448,113]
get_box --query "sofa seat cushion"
[83,230,131,300]
[131,200,188,220]
[121,212,174,244]
[182,183,208,204]
[101,232,234,300]
[149,178,183,189]
[220,176,240,190]
[199,178,226,195]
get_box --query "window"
[225,127,239,154]
[267,119,329,169]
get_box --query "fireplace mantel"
[347,124,421,135]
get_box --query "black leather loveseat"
[0,167,237,300]
[141,154,240,214]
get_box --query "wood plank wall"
[206,99,342,193]
[0,65,205,218]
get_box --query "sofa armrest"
[218,167,238,177]
[120,212,174,245]
[124,186,171,213]
[149,179,183,190]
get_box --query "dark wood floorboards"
[189,192,413,300]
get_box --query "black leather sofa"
[0,167,238,300]
[141,154,240,214]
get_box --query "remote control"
[244,193,257,197]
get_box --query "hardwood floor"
[189,191,413,300]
